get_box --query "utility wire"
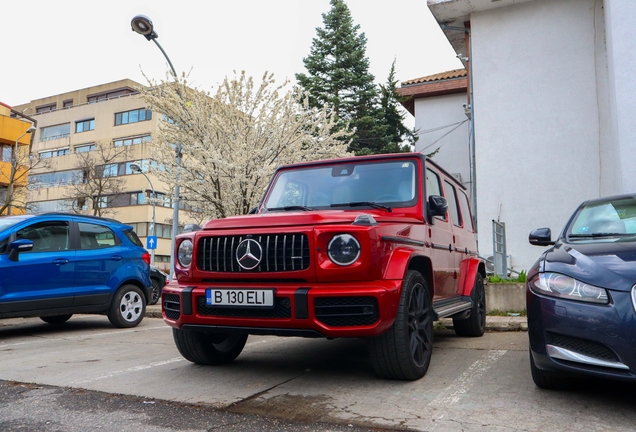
[419,119,469,152]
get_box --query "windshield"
[567,197,636,238]
[0,215,33,232]
[263,160,418,211]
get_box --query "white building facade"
[412,0,636,272]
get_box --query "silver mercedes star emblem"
[236,238,263,270]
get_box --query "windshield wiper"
[568,232,631,238]
[330,201,392,212]
[266,206,313,212]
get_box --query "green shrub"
[488,270,527,284]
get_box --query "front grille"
[315,296,379,327]
[197,234,310,273]
[549,333,618,362]
[196,296,292,318]
[163,294,181,320]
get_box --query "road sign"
[146,236,158,250]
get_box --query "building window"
[75,143,96,153]
[97,159,156,178]
[36,103,56,114]
[40,123,70,142]
[75,119,95,133]
[63,99,73,109]
[28,170,83,189]
[87,88,136,104]
[115,109,152,126]
[113,135,151,147]
[39,148,70,158]
[1,144,13,162]
[28,199,77,213]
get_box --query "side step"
[433,297,472,320]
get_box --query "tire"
[107,284,146,328]
[367,270,433,380]
[453,273,486,337]
[40,314,72,325]
[529,349,569,390]
[149,278,161,305]
[172,328,248,365]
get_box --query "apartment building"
[12,79,198,271]
[0,102,35,215]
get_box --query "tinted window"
[458,191,474,232]
[444,180,462,227]
[78,222,118,249]
[123,228,143,247]
[16,222,70,252]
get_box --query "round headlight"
[177,239,193,267]
[328,234,361,266]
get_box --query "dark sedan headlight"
[328,234,360,266]
[177,239,193,267]
[530,272,609,304]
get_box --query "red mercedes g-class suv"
[163,153,485,380]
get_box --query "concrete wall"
[471,0,606,271]
[414,93,471,192]
[485,283,526,313]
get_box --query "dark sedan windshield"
[567,197,636,238]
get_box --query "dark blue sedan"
[527,193,636,389]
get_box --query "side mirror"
[8,239,34,262]
[182,224,201,232]
[248,207,258,215]
[529,228,555,246]
[427,195,448,224]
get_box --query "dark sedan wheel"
[453,273,486,337]
[173,328,248,365]
[107,285,145,328]
[40,314,73,325]
[149,278,161,305]
[368,270,433,380]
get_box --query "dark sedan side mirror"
[427,195,448,224]
[8,239,34,262]
[529,228,555,246]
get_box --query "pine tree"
[296,0,384,155]
[379,59,418,153]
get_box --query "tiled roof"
[401,68,467,86]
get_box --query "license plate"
[206,289,274,307]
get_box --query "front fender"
[383,247,414,280]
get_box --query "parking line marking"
[70,357,185,385]
[428,349,507,407]
[0,325,169,349]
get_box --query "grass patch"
[488,270,527,284]
[488,309,527,317]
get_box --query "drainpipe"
[441,24,478,240]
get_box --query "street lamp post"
[8,126,35,215]
[130,163,156,266]
[131,14,182,278]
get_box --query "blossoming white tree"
[141,71,352,220]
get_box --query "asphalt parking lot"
[1,315,636,431]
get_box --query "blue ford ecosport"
[0,213,152,328]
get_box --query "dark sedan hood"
[544,239,636,292]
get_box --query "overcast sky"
[2,0,461,111]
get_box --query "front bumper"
[527,285,636,382]
[161,280,402,338]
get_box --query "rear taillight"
[142,252,151,265]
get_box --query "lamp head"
[131,15,158,41]
[26,126,36,133]
[129,163,142,173]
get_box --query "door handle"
[110,256,123,261]
[53,259,69,265]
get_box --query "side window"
[458,191,474,232]
[16,222,70,252]
[444,181,462,227]
[78,222,118,249]
[426,168,446,221]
